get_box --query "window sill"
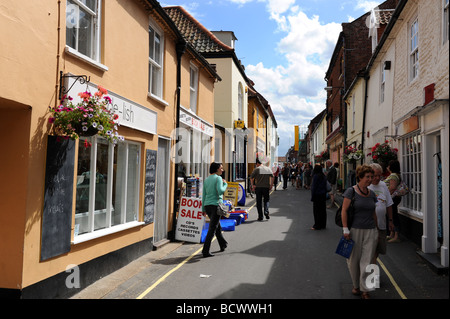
[72,221,145,245]
[65,46,109,72]
[148,93,169,107]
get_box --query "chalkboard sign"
[144,149,157,224]
[41,135,75,261]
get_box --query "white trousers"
[347,228,378,292]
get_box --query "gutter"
[170,41,186,240]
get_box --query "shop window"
[400,132,423,217]
[149,22,164,99]
[75,137,141,237]
[190,65,199,113]
[66,0,101,61]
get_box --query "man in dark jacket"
[326,160,338,208]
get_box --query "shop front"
[65,79,158,244]
[178,106,214,197]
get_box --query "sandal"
[352,288,361,296]
[361,292,370,299]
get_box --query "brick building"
[324,0,399,182]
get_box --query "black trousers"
[283,175,288,189]
[202,205,228,254]
[255,187,270,219]
[312,193,327,229]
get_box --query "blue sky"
[161,0,384,156]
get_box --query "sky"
[161,0,385,156]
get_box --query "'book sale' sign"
[175,197,205,243]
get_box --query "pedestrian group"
[201,158,405,299]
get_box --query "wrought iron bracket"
[58,71,90,100]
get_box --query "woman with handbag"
[310,164,328,230]
[341,164,378,299]
[201,162,229,258]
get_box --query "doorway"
[153,137,170,246]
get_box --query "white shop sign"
[175,197,205,243]
[180,108,214,137]
[67,77,157,135]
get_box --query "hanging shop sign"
[175,197,205,243]
[234,120,245,129]
[67,76,157,135]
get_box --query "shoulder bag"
[335,187,356,229]
[392,180,410,197]
[216,201,230,218]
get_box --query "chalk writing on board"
[41,135,75,261]
[144,149,157,224]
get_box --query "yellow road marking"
[136,245,204,299]
[377,258,407,299]
[137,183,277,299]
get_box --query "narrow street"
[72,181,448,304]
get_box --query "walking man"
[250,158,274,221]
[326,160,338,208]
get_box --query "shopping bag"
[335,236,354,258]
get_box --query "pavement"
[71,180,449,300]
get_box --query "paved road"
[72,184,448,302]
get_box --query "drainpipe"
[170,40,186,241]
[361,73,370,164]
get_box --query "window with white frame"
[400,132,422,216]
[380,65,386,103]
[444,0,449,43]
[409,18,419,81]
[190,65,199,113]
[149,22,164,99]
[75,137,141,237]
[238,83,244,120]
[66,0,101,60]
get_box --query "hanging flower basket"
[49,86,123,144]
[367,140,398,164]
[343,145,363,163]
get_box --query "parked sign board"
[175,197,205,243]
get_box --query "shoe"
[202,253,214,258]
[264,212,270,220]
[352,288,361,296]
[257,218,263,221]
[361,292,370,299]
[220,244,227,252]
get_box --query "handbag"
[216,201,230,218]
[335,187,356,229]
[392,180,410,197]
[335,236,354,258]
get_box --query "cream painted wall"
[345,76,365,147]
[365,41,396,154]
[207,57,248,130]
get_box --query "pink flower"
[48,117,55,124]
[98,86,108,96]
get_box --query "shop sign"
[67,77,157,135]
[180,109,214,137]
[175,197,205,243]
[234,120,245,129]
